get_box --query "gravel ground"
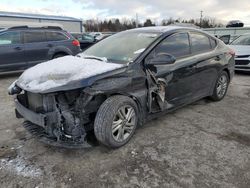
[0,73,250,188]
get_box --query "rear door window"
[190,32,211,53]
[155,33,191,59]
[82,34,95,42]
[24,31,46,43]
[0,31,21,45]
[46,32,68,41]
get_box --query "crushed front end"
[11,87,98,148]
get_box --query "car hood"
[228,45,250,56]
[16,56,127,93]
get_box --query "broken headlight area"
[16,90,101,148]
[8,81,22,95]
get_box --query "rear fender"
[48,46,72,59]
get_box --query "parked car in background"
[89,32,102,38]
[0,26,81,73]
[95,33,113,41]
[9,26,235,149]
[226,20,244,28]
[203,27,250,44]
[71,33,96,50]
[229,33,250,72]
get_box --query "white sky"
[1,0,250,25]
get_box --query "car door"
[0,31,26,72]
[23,30,50,68]
[145,32,199,109]
[189,32,220,98]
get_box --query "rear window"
[82,34,95,42]
[190,32,211,53]
[24,31,46,43]
[46,32,68,41]
[0,31,21,45]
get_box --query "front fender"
[85,77,133,95]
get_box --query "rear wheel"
[210,71,229,101]
[94,95,138,148]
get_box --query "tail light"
[228,48,235,57]
[72,39,80,47]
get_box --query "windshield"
[231,35,250,45]
[82,31,160,63]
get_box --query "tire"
[94,95,138,148]
[210,71,229,101]
[53,53,67,59]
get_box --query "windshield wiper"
[80,55,108,62]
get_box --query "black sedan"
[9,26,235,149]
[71,33,96,51]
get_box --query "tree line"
[84,17,224,32]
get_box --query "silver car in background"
[229,34,250,71]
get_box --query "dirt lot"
[0,73,250,188]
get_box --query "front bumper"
[15,95,93,149]
[23,121,93,149]
[15,98,46,127]
[235,58,250,71]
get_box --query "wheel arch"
[86,92,145,127]
[111,93,145,126]
[222,67,231,81]
[48,47,72,59]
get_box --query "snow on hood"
[228,45,250,56]
[16,56,125,93]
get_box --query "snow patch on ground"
[17,55,125,93]
[0,157,42,178]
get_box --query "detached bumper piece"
[23,121,93,149]
[15,99,46,127]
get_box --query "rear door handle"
[47,44,53,47]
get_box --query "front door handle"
[14,46,22,51]
[215,56,221,61]
[186,65,196,71]
[47,44,53,47]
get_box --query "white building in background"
[0,11,83,33]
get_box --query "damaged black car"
[9,26,235,148]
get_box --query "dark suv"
[0,26,81,73]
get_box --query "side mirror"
[147,53,176,65]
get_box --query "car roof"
[127,26,202,33]
[0,27,68,35]
[2,26,65,32]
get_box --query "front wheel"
[94,95,138,148]
[210,71,229,101]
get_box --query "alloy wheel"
[111,105,136,142]
[216,74,228,98]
